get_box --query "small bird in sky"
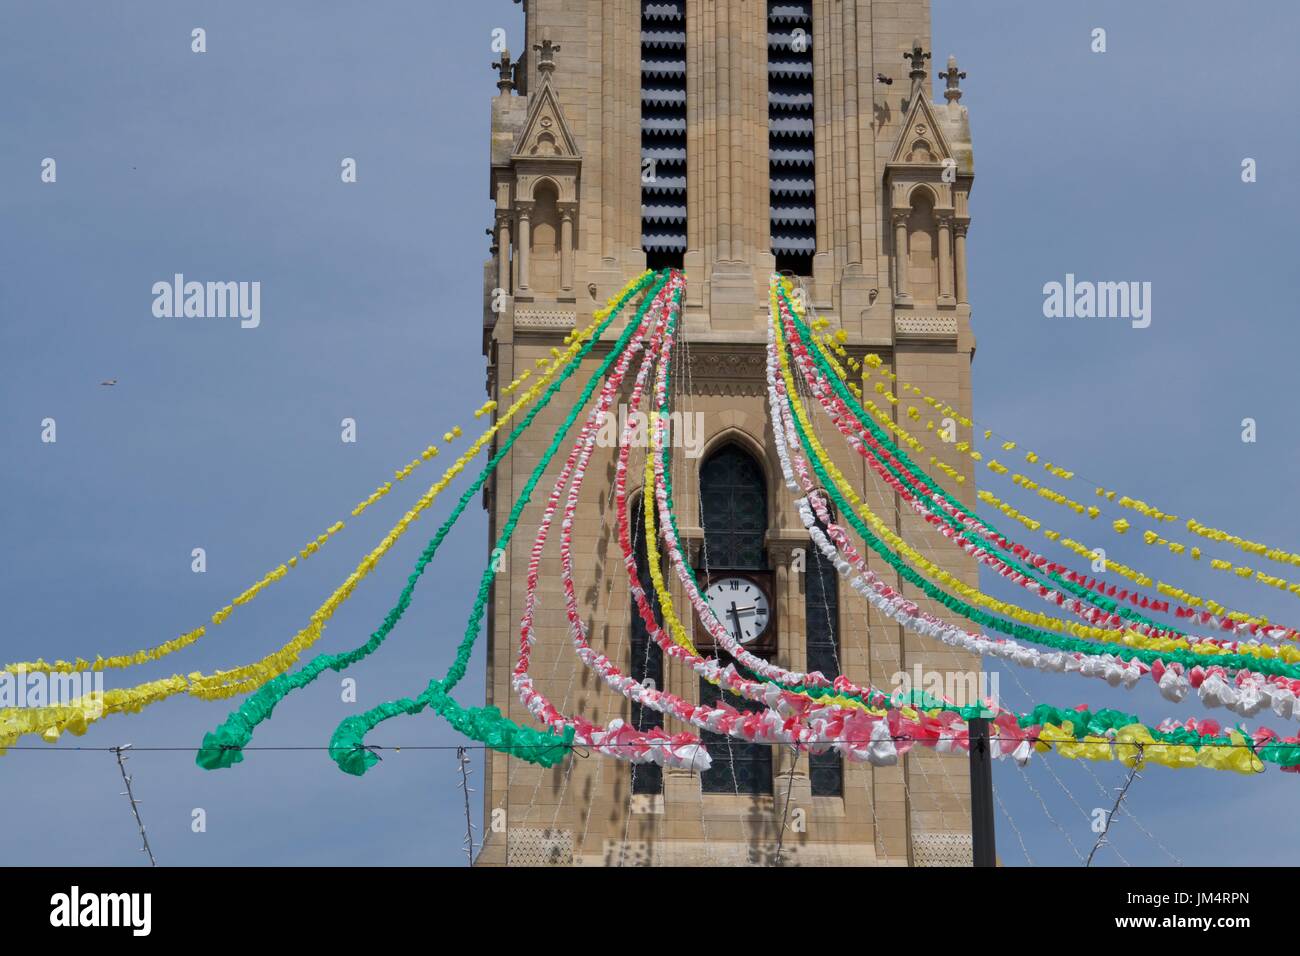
[876,73,894,85]
[100,379,117,386]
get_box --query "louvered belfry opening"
[641,1,687,271]
[768,1,816,276]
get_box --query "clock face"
[704,576,771,645]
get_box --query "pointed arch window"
[906,187,941,305]
[699,444,767,571]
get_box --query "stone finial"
[941,55,966,104]
[533,30,561,77]
[904,39,931,96]
[904,40,931,76]
[492,50,514,94]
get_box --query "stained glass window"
[700,445,768,570]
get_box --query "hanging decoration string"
[192,272,660,768]
[825,337,1300,637]
[7,360,554,677]
[0,276,657,756]
[776,288,1300,719]
[322,271,675,774]
[850,345,1300,576]
[770,277,1298,773]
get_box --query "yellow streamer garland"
[884,356,1300,599]
[643,335,879,714]
[808,324,1299,634]
[839,335,1300,573]
[1031,721,1261,775]
[0,273,656,752]
[638,284,1269,778]
[806,328,969,487]
[792,297,1290,775]
[975,489,1300,644]
[774,282,1298,667]
[642,414,700,657]
[8,398,541,675]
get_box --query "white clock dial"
[704,576,771,645]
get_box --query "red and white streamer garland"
[514,275,1039,768]
[512,278,714,769]
[773,284,1300,723]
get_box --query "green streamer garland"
[784,286,1293,664]
[653,279,1270,764]
[777,286,1300,682]
[197,269,1300,780]
[196,271,660,772]
[780,287,1209,638]
[324,271,673,775]
[773,295,1300,767]
[652,296,968,715]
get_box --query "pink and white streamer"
[772,281,1300,723]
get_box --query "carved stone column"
[954,222,970,305]
[495,212,512,295]
[516,202,533,294]
[559,204,575,294]
[936,212,955,305]
[773,547,794,672]
[892,210,911,304]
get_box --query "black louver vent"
[641,0,686,269]
[768,1,815,273]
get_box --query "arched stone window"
[906,187,940,305]
[530,181,561,295]
[698,443,773,795]
[699,444,767,570]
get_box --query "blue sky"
[1,0,1297,866]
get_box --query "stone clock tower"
[478,0,980,866]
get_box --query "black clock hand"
[728,602,744,642]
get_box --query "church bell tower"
[479,0,980,867]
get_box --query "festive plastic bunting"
[323,271,675,774]
[835,330,1300,580]
[194,272,660,767]
[11,264,1299,780]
